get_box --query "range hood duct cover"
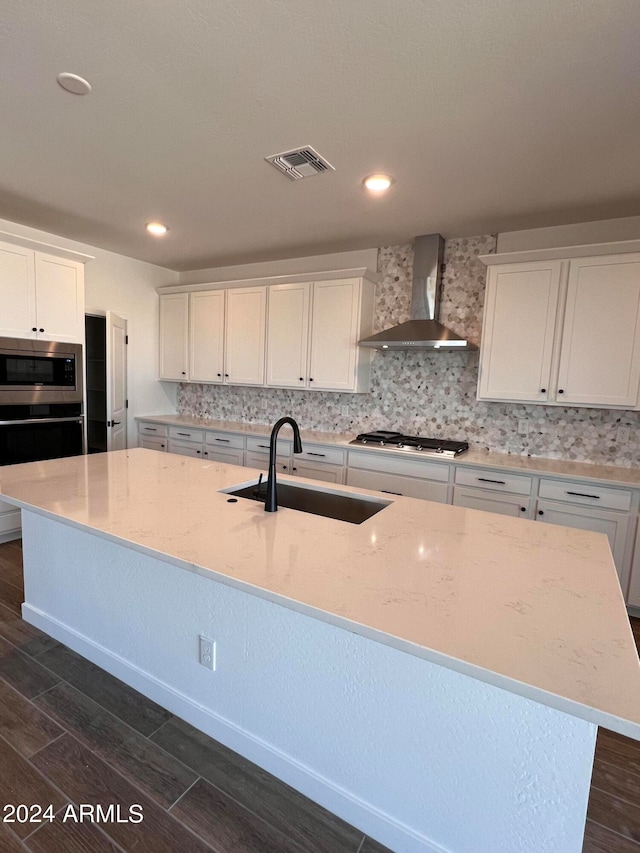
[358,234,476,350]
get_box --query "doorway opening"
[85,312,128,453]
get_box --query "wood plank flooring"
[0,537,638,852]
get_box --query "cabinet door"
[478,262,562,402]
[266,282,310,388]
[346,468,448,503]
[536,499,629,582]
[203,447,244,466]
[557,255,640,408]
[169,439,204,458]
[159,294,189,380]
[34,253,84,342]
[0,242,35,338]
[190,290,226,382]
[626,521,640,608]
[308,279,360,391]
[225,287,266,385]
[452,487,531,518]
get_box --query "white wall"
[497,215,640,252]
[0,217,179,444]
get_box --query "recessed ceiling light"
[363,174,393,192]
[146,222,168,236]
[57,73,92,96]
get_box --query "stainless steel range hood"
[358,234,475,350]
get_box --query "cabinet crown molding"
[156,267,379,295]
[0,231,94,263]
[479,239,640,266]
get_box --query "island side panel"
[20,510,596,853]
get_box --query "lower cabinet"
[452,467,533,518]
[535,478,634,591]
[139,436,167,451]
[627,522,640,609]
[0,498,21,542]
[346,451,450,503]
[291,445,345,485]
[204,431,245,465]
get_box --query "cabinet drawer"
[347,450,450,482]
[246,435,291,455]
[292,460,345,484]
[169,426,204,443]
[138,422,168,438]
[139,436,167,451]
[0,502,20,534]
[538,478,632,512]
[346,468,448,503]
[454,467,532,496]
[453,487,531,518]
[297,445,345,466]
[205,431,245,451]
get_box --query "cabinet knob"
[32,327,37,332]
[520,507,526,512]
[282,464,288,470]
[299,377,304,382]
[538,510,544,516]
[540,388,546,393]
[309,377,314,382]
[39,328,44,333]
[217,373,222,377]
[558,389,564,394]
[225,373,229,378]
[292,467,297,472]
[181,371,186,375]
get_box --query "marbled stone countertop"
[136,414,640,488]
[3,448,640,738]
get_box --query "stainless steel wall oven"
[0,338,84,466]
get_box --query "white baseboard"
[23,603,445,853]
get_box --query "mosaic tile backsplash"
[178,236,640,467]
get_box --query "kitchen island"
[2,448,640,853]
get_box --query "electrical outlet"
[517,419,529,436]
[617,426,631,443]
[199,635,216,670]
[260,398,268,410]
[341,405,349,417]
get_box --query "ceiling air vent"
[265,146,335,180]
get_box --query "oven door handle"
[0,416,84,426]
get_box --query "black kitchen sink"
[223,480,391,524]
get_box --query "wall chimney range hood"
[358,234,476,350]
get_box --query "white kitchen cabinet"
[190,290,226,382]
[139,435,167,451]
[626,522,640,609]
[204,430,245,466]
[535,476,634,588]
[557,255,640,408]
[291,444,346,484]
[478,261,561,403]
[452,467,533,518]
[0,241,85,343]
[478,252,640,409]
[0,498,21,542]
[347,451,450,503]
[266,277,375,393]
[159,293,189,380]
[225,286,267,386]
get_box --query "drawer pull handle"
[307,452,326,458]
[258,444,270,449]
[477,477,506,485]
[144,427,157,431]
[566,491,600,499]
[177,432,191,436]
[381,489,403,496]
[214,438,230,443]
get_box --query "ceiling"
[1,0,640,272]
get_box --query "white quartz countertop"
[136,413,640,488]
[3,448,640,738]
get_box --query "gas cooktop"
[349,431,468,458]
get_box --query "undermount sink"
[222,479,391,524]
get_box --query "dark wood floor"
[0,540,638,852]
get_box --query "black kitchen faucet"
[264,417,303,512]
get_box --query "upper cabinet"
[160,285,267,386]
[159,269,377,393]
[478,249,640,410]
[266,277,375,392]
[0,240,86,343]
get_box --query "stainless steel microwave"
[0,337,83,404]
